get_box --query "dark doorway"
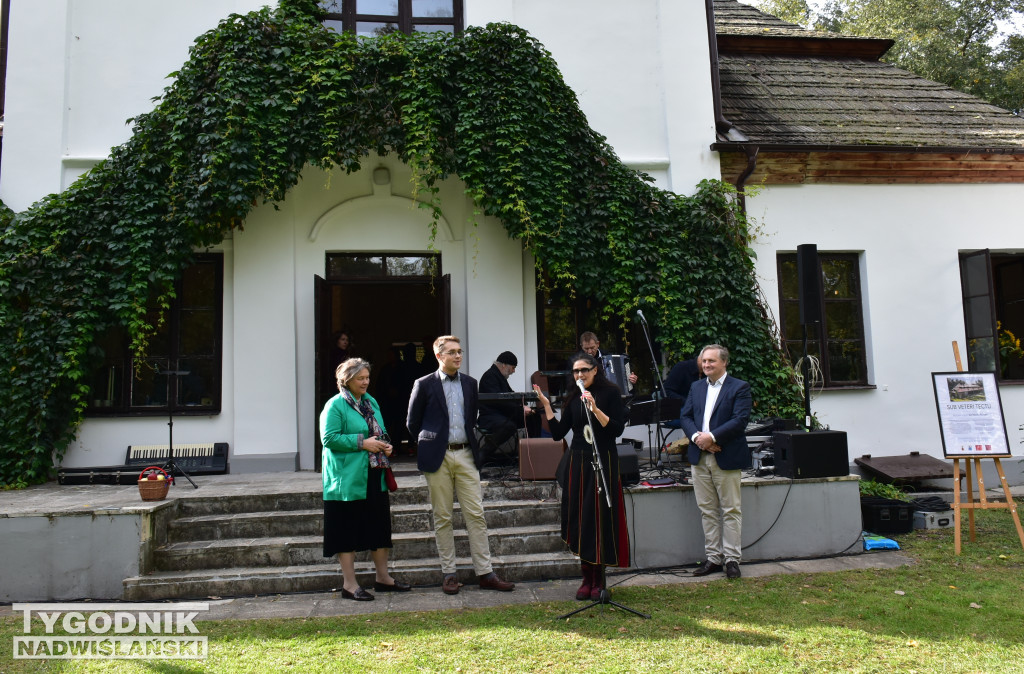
[314,254,449,470]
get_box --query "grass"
[3,502,1024,673]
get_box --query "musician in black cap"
[477,351,538,466]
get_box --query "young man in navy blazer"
[679,344,752,579]
[406,335,515,595]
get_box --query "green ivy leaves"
[0,0,800,488]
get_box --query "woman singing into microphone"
[533,352,630,600]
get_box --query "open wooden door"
[314,274,330,472]
[439,273,451,335]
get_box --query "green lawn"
[3,503,1023,673]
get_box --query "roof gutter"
[711,141,1024,155]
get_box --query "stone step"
[173,480,559,517]
[166,499,562,542]
[123,552,582,601]
[155,524,566,572]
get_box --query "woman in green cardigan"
[321,358,411,601]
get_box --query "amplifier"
[617,443,640,486]
[519,438,566,481]
[772,430,849,479]
[125,442,229,475]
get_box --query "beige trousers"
[691,451,743,565]
[423,447,493,576]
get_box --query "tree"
[749,0,1024,113]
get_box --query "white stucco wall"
[1,0,271,209]
[748,182,1024,463]
[468,0,720,194]
[4,0,722,470]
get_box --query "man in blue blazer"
[679,344,752,579]
[407,335,515,595]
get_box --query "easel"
[949,342,1024,554]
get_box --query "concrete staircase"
[123,480,579,600]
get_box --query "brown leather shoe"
[442,574,460,595]
[691,560,724,577]
[478,572,515,592]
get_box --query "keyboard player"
[477,352,541,466]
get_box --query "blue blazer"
[406,371,481,473]
[679,375,753,471]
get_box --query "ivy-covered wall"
[0,0,801,488]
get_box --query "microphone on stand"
[636,309,646,323]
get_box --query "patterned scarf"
[341,388,390,469]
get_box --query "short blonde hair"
[336,358,371,392]
[433,335,461,356]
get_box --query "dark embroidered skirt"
[322,467,393,556]
[560,444,631,567]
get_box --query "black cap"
[496,351,518,367]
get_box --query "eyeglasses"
[572,366,596,375]
[442,349,464,357]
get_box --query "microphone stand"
[636,311,668,472]
[557,382,649,621]
[160,369,199,489]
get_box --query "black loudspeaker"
[772,430,849,479]
[616,443,640,486]
[796,243,822,325]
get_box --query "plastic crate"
[860,497,914,534]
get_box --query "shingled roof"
[713,0,1024,150]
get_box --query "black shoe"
[691,560,723,577]
[374,579,412,592]
[341,587,374,601]
[725,561,741,579]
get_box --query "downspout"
[735,144,759,213]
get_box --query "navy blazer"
[679,374,753,471]
[407,371,481,473]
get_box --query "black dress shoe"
[725,561,741,579]
[341,587,374,601]
[691,560,724,577]
[374,579,412,592]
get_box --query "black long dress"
[547,382,630,567]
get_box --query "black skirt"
[322,467,393,556]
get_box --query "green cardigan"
[319,391,388,501]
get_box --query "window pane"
[965,296,995,338]
[385,256,438,276]
[778,258,799,298]
[145,308,171,357]
[824,302,861,339]
[177,360,216,407]
[179,310,216,356]
[327,255,384,278]
[821,258,856,298]
[967,336,997,372]
[356,21,399,36]
[412,0,454,18]
[324,19,345,33]
[826,340,865,383]
[181,262,216,307]
[961,253,990,296]
[780,301,802,340]
[412,24,454,33]
[132,359,169,407]
[319,0,343,12]
[357,0,398,15]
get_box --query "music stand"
[160,369,199,489]
[628,397,682,473]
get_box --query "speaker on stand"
[796,244,823,430]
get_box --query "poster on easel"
[931,371,1012,458]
